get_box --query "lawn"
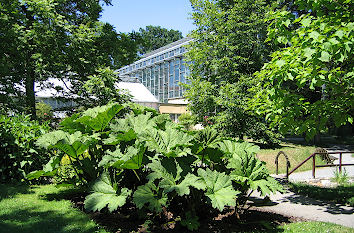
[279,221,354,233]
[257,144,327,174]
[1,184,353,233]
[0,184,107,233]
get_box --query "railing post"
[286,162,289,179]
[312,154,316,179]
[339,152,342,173]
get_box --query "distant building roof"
[116,82,159,103]
[35,78,158,104]
[141,37,193,59]
[35,78,73,98]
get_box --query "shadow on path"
[276,192,354,215]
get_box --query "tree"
[0,0,137,116]
[253,0,353,140]
[185,0,278,144]
[137,25,183,55]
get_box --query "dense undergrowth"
[0,114,50,183]
[27,102,283,231]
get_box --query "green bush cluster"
[0,114,50,183]
[36,102,54,123]
[178,113,196,130]
[30,103,283,230]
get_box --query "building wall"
[159,104,188,115]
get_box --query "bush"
[178,113,196,130]
[0,114,51,183]
[30,103,283,231]
[36,102,53,122]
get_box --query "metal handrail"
[275,151,291,179]
[287,151,354,179]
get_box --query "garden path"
[288,148,354,182]
[251,148,354,228]
[250,189,354,228]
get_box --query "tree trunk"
[22,4,36,119]
[25,69,36,118]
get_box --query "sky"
[100,0,196,36]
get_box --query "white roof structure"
[34,78,158,104]
[35,78,73,98]
[116,82,158,103]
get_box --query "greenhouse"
[118,37,192,103]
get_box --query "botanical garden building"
[118,37,192,104]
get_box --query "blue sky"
[100,0,195,36]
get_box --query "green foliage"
[178,113,196,130]
[33,103,125,184]
[30,103,283,231]
[84,172,132,212]
[0,0,137,116]
[181,211,200,231]
[36,102,53,122]
[133,182,168,212]
[136,25,183,55]
[331,169,349,186]
[224,142,284,196]
[81,67,132,107]
[197,168,240,211]
[0,114,50,182]
[185,0,279,145]
[253,0,353,140]
[146,124,194,157]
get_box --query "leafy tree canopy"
[252,0,353,140]
[136,25,183,55]
[0,0,138,115]
[185,0,279,145]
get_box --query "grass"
[0,184,107,233]
[288,182,354,206]
[279,221,354,233]
[257,143,327,174]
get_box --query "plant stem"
[133,169,141,181]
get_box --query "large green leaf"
[99,144,145,169]
[249,177,284,196]
[133,182,167,212]
[192,127,224,164]
[226,144,284,195]
[146,127,193,157]
[59,113,85,133]
[36,130,68,148]
[77,103,124,131]
[218,140,260,158]
[147,158,205,196]
[111,112,156,136]
[197,168,240,211]
[37,130,92,158]
[84,173,131,212]
[27,155,62,180]
[103,129,137,145]
[194,127,221,150]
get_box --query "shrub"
[331,168,349,186]
[178,113,196,130]
[36,102,54,122]
[0,114,51,183]
[30,103,283,231]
